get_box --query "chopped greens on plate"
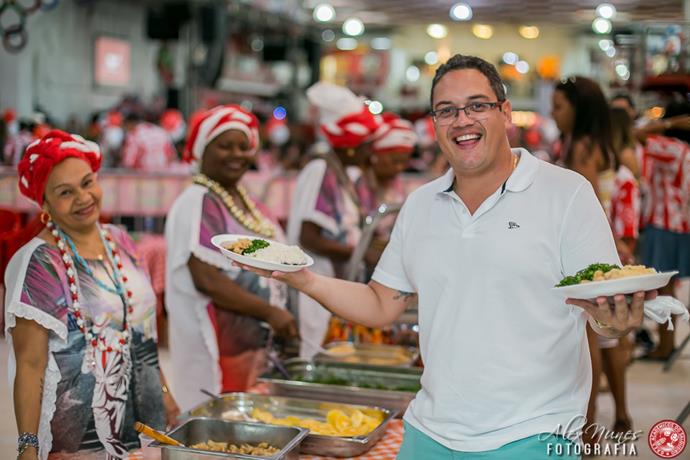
[556,263,621,287]
[241,239,270,255]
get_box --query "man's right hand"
[266,307,299,339]
[232,262,317,292]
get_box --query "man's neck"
[452,149,516,215]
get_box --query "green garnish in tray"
[242,239,270,255]
[296,373,421,393]
[556,263,621,287]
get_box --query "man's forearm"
[302,275,398,328]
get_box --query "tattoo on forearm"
[393,291,415,301]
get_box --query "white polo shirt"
[372,149,620,452]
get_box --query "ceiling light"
[343,17,364,36]
[336,37,358,50]
[368,100,383,114]
[598,39,612,51]
[472,24,493,39]
[321,29,335,42]
[406,65,420,82]
[605,46,616,57]
[596,3,616,19]
[502,52,519,65]
[425,51,439,65]
[592,17,612,34]
[450,2,472,21]
[515,60,530,74]
[313,3,335,22]
[615,63,628,77]
[273,106,287,120]
[250,38,264,52]
[519,25,539,39]
[427,24,448,39]
[371,37,391,50]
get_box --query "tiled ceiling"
[319,0,684,25]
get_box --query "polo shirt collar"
[436,147,539,195]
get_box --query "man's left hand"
[566,290,657,335]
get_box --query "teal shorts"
[397,421,581,459]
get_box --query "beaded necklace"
[193,174,276,238]
[47,220,133,355]
[59,229,123,296]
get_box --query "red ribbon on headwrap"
[17,130,102,206]
[319,107,381,149]
[370,113,418,155]
[183,104,260,162]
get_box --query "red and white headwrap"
[184,104,260,161]
[414,116,437,148]
[17,130,101,206]
[306,82,381,149]
[371,113,418,155]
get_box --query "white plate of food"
[553,263,677,299]
[211,234,314,273]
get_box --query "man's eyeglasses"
[430,101,503,125]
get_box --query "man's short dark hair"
[611,93,635,109]
[431,54,506,108]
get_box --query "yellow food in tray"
[251,408,383,437]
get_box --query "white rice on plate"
[251,242,308,265]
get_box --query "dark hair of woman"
[555,76,615,170]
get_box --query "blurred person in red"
[160,109,187,159]
[326,113,418,345]
[120,113,176,171]
[638,99,690,361]
[357,113,418,244]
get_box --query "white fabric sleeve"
[371,201,415,293]
[287,159,339,243]
[559,180,621,276]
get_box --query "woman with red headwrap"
[286,82,382,358]
[358,113,418,239]
[326,113,418,344]
[165,105,297,411]
[5,131,179,460]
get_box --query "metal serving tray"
[259,359,422,416]
[185,392,397,457]
[151,417,308,460]
[315,342,419,368]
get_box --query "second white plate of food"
[211,234,314,273]
[553,271,677,299]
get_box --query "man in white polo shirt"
[240,54,650,459]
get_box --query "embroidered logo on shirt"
[508,221,520,229]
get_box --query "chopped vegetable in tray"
[296,373,421,393]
